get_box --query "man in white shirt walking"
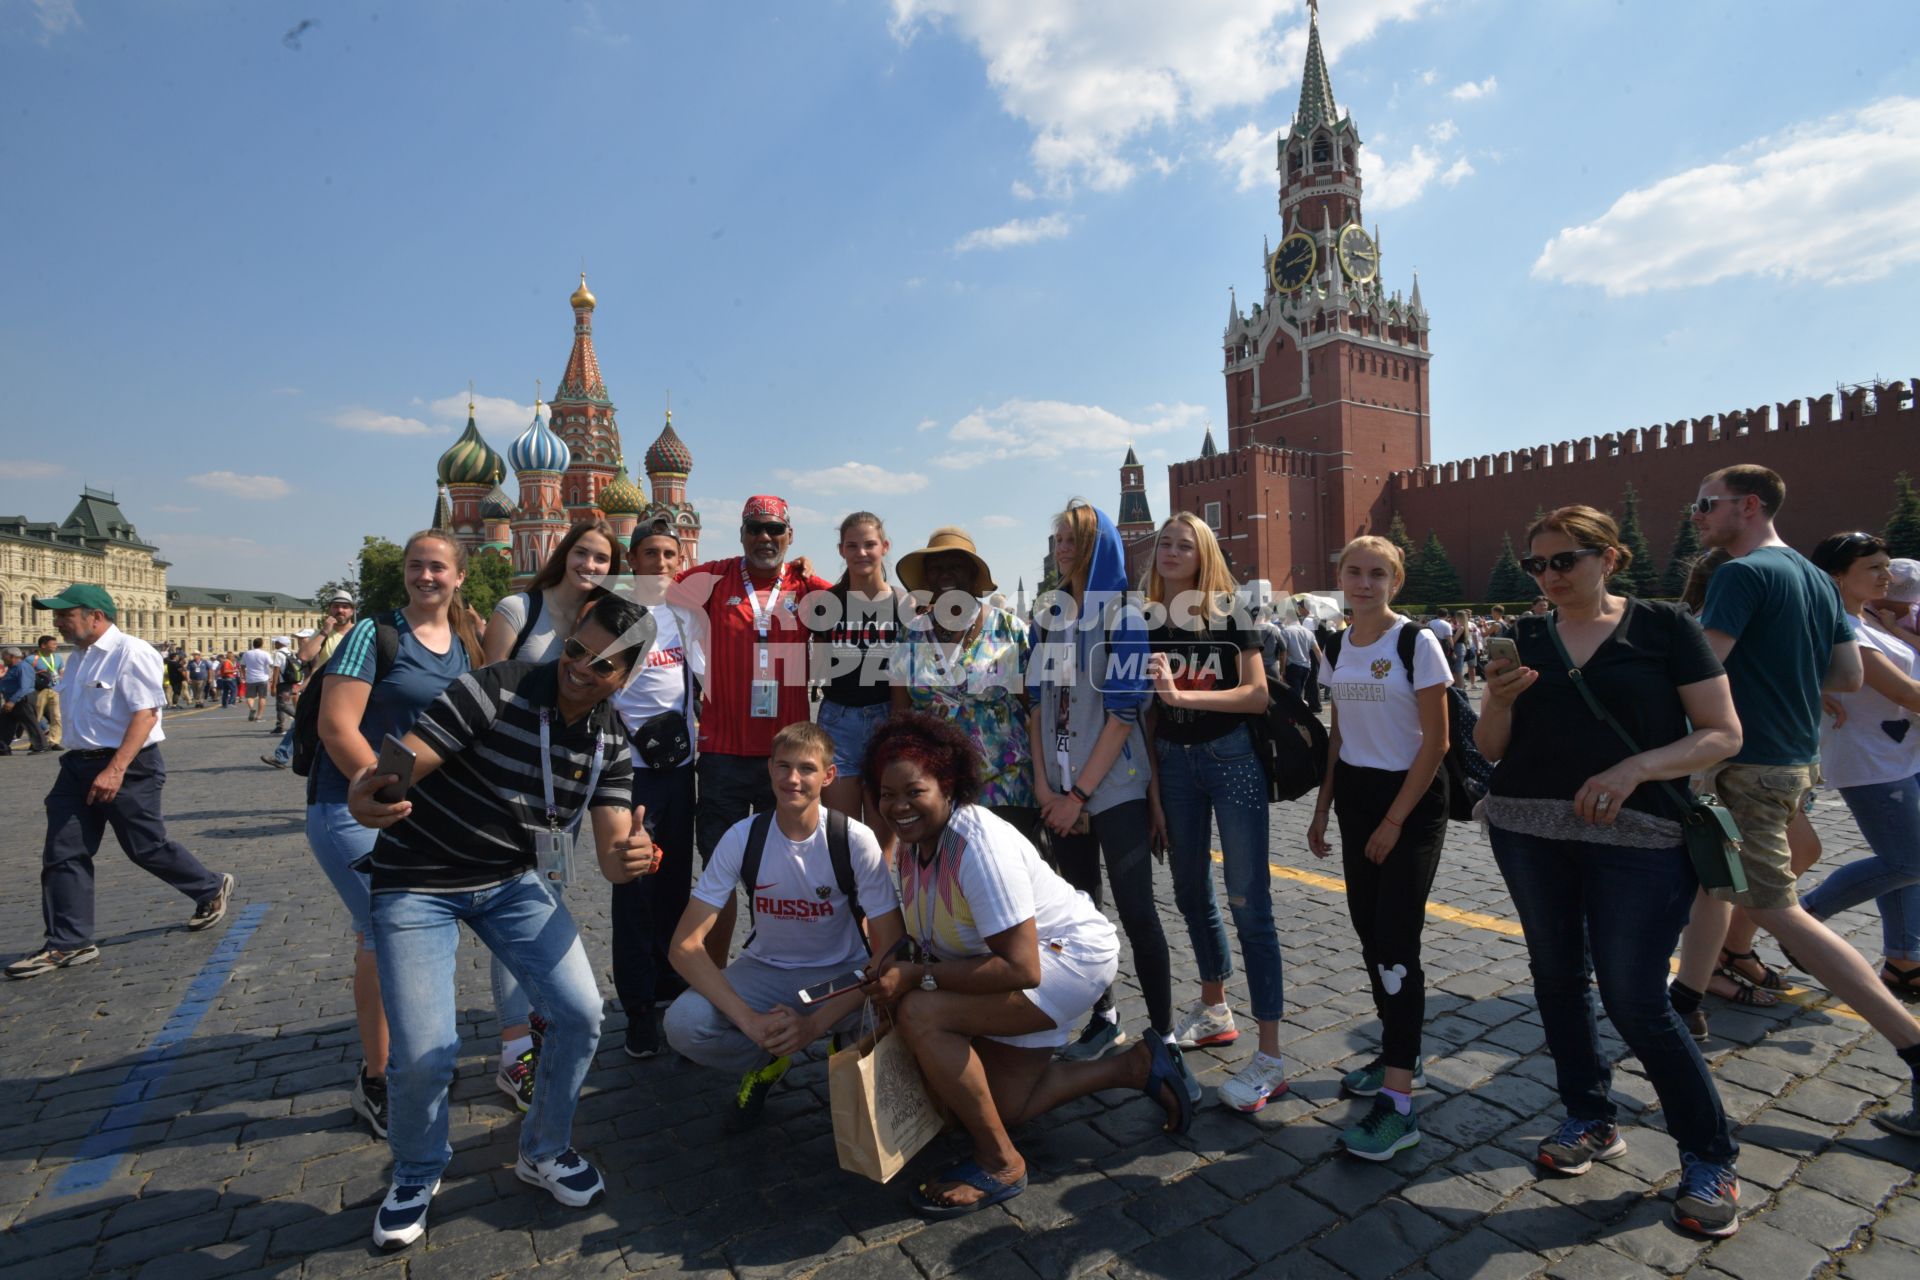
[7,585,235,979]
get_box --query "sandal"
[1708,973,1778,1008]
[1881,966,1920,1003]
[908,1159,1027,1219]
[1144,1036,1195,1136]
[1717,947,1787,992]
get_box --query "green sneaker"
[724,1054,791,1133]
[1341,1096,1421,1162]
[1339,1056,1424,1098]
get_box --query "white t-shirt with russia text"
[1317,618,1453,772]
[612,606,695,770]
[692,811,897,970]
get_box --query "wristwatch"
[1070,784,1092,804]
[920,962,937,992]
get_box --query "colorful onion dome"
[598,459,645,515]
[480,483,516,521]
[644,410,693,474]
[436,407,506,485]
[508,402,571,474]
[570,272,596,311]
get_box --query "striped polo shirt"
[369,661,634,893]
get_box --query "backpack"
[1323,621,1492,822]
[509,590,545,660]
[738,809,862,941]
[280,653,306,687]
[1246,658,1330,803]
[289,621,401,780]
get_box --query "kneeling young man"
[664,721,904,1129]
[348,594,660,1250]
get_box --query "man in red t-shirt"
[672,496,832,962]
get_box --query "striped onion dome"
[598,459,645,515]
[508,403,571,474]
[644,411,693,474]
[480,483,516,521]
[436,409,505,485]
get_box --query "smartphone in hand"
[373,734,416,804]
[797,969,867,1005]
[1484,636,1520,670]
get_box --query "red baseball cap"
[742,495,790,524]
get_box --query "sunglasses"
[562,636,622,677]
[1519,548,1604,576]
[744,521,789,537]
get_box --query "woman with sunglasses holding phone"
[1802,533,1920,1003]
[1475,506,1745,1238]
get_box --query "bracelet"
[1313,806,1331,817]
[1381,816,1404,827]
[1070,785,1092,804]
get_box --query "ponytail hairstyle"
[834,511,889,590]
[400,529,484,667]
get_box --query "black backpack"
[509,590,545,660]
[1247,659,1330,803]
[738,809,862,941]
[1323,622,1492,822]
[289,621,400,780]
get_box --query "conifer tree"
[1385,513,1415,560]
[1486,532,1530,602]
[1405,530,1463,606]
[1885,472,1920,560]
[1614,483,1658,596]
[1661,508,1702,597]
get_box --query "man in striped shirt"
[347,594,661,1251]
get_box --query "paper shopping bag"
[829,1023,946,1183]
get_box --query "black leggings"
[1050,797,1173,1034]
[1333,762,1448,1071]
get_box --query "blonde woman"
[1142,514,1288,1112]
[1307,535,1452,1160]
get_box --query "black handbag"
[1543,619,1747,893]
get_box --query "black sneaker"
[724,1055,790,1132]
[496,1050,536,1113]
[1536,1116,1626,1175]
[624,1014,659,1060]
[352,1068,389,1139]
[529,1010,548,1055]
[188,873,235,931]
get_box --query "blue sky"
[3,0,1916,598]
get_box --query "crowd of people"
[7,462,1920,1252]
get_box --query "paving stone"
[1013,1203,1148,1280]
[1213,1183,1337,1260]
[1757,1183,1877,1252]
[1400,1169,1512,1228]
[1542,1243,1664,1280]
[1310,1198,1451,1279]
[1799,1147,1911,1209]
[1423,1094,1525,1150]
[896,1206,1026,1279]
[1109,1223,1251,1280]
[1426,1225,1546,1280]
[1698,1219,1830,1280]
[1594,1198,1712,1274]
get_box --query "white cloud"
[1010,179,1037,200]
[980,514,1021,529]
[954,213,1073,252]
[1449,75,1497,101]
[1441,155,1474,186]
[1213,122,1278,192]
[329,407,441,437]
[1419,68,1438,87]
[776,462,931,495]
[153,503,200,514]
[188,471,292,500]
[932,398,1205,469]
[12,460,65,478]
[916,417,940,432]
[1366,144,1440,210]
[1427,118,1457,144]
[28,0,82,43]
[1534,96,1920,295]
[889,0,1433,194]
[426,392,536,436]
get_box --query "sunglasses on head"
[1520,547,1604,576]
[562,636,622,677]
[744,521,789,537]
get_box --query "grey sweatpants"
[662,953,870,1074]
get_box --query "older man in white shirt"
[5,584,235,980]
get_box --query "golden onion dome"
[570,272,596,310]
[598,459,645,515]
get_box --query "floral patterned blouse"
[894,605,1035,809]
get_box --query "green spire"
[1295,5,1338,132]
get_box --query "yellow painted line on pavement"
[1214,851,1870,1023]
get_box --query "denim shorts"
[817,699,892,777]
[307,801,378,948]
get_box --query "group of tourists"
[10,460,1920,1252]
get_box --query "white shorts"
[988,942,1119,1050]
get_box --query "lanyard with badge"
[742,561,785,718]
[535,706,607,887]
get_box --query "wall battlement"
[1172,442,1320,486]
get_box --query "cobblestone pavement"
[1,702,1916,1279]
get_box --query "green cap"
[33,583,117,620]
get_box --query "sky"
[3,0,1917,598]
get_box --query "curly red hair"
[862,711,983,808]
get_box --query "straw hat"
[897,526,998,594]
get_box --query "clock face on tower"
[1268,232,1316,294]
[1337,224,1378,284]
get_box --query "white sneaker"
[1170,999,1239,1049]
[515,1148,605,1207]
[1217,1053,1290,1113]
[371,1178,439,1250]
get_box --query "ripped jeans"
[1158,723,1285,1022]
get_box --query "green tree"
[313,568,358,608]
[1485,532,1530,602]
[1405,530,1463,606]
[462,552,515,621]
[357,536,405,614]
[1661,508,1702,597]
[1385,513,1415,561]
[1614,483,1658,596]
[1884,471,1920,560]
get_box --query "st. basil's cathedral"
[431,274,702,581]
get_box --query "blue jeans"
[817,700,891,776]
[1803,773,1920,961]
[1491,826,1737,1165]
[371,872,603,1183]
[1157,723,1285,1022]
[270,725,295,766]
